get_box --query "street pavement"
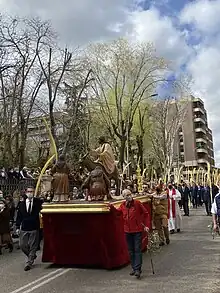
[1,208,220,293]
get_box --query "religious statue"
[81,166,111,201]
[80,136,120,195]
[90,136,116,175]
[51,155,70,202]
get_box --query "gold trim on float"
[41,194,152,214]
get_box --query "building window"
[180,155,184,163]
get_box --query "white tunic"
[168,189,182,231]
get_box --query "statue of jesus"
[90,136,116,175]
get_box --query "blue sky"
[144,0,188,13]
[135,0,220,164]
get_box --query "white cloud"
[180,0,220,34]
[129,8,190,67]
[0,0,136,45]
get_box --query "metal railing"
[0,178,36,194]
[0,178,78,195]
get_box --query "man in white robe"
[167,184,182,233]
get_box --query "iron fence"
[0,178,36,194]
[0,178,77,195]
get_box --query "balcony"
[195,127,206,134]
[180,141,184,146]
[196,138,207,144]
[197,158,207,164]
[207,136,213,143]
[193,97,204,105]
[194,117,206,124]
[194,107,205,115]
[196,148,208,154]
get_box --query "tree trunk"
[49,103,58,148]
[128,138,135,175]
[136,135,144,173]
[119,137,126,171]
[19,127,27,169]
[19,144,25,169]
[2,135,13,167]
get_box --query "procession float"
[37,118,219,269]
[37,119,152,269]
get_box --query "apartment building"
[27,111,65,145]
[176,96,215,169]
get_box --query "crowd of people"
[0,135,220,279]
[0,166,40,180]
[0,170,219,278]
[0,187,43,264]
[177,181,219,216]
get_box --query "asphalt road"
[1,208,220,293]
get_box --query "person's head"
[0,190,3,198]
[58,154,65,161]
[26,187,35,199]
[143,184,150,192]
[98,136,106,145]
[127,184,133,192]
[122,189,133,202]
[95,166,102,172]
[168,183,173,190]
[4,196,10,204]
[156,186,162,194]
[182,182,186,187]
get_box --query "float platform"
[41,195,152,269]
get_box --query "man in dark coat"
[179,182,190,216]
[202,185,211,216]
[212,184,219,202]
[16,187,42,271]
[0,199,13,255]
[190,183,198,208]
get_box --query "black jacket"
[190,186,198,198]
[202,186,211,203]
[16,198,42,231]
[179,186,190,201]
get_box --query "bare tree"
[0,16,54,168]
[87,38,168,169]
[61,68,93,156]
[149,97,187,181]
[37,46,72,145]
[135,101,151,172]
